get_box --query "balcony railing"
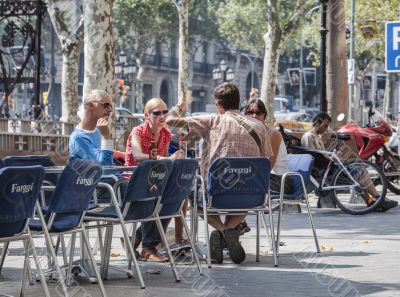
[142,54,214,76]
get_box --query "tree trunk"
[327,0,348,129]
[175,0,190,106]
[383,74,391,118]
[60,39,81,123]
[135,61,144,112]
[260,27,283,123]
[83,0,115,137]
[46,0,83,123]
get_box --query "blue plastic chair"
[85,159,173,288]
[2,154,55,167]
[0,165,51,296]
[275,154,321,256]
[158,159,202,274]
[2,155,58,205]
[29,159,106,296]
[201,157,277,267]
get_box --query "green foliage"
[113,0,178,59]
[216,0,267,54]
[300,1,400,70]
[189,0,220,40]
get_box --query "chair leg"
[127,222,137,271]
[256,212,260,262]
[19,240,30,297]
[202,209,211,268]
[81,229,107,297]
[28,235,51,297]
[42,231,69,297]
[303,193,321,253]
[276,197,284,257]
[100,225,113,280]
[0,241,10,274]
[181,215,202,275]
[26,254,35,286]
[267,196,278,267]
[119,221,145,289]
[261,212,272,248]
[60,235,68,266]
[94,223,104,256]
[66,233,76,286]
[155,218,180,282]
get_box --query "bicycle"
[279,126,387,215]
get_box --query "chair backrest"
[44,159,102,232]
[208,157,270,209]
[2,155,55,167]
[287,154,315,197]
[48,159,102,213]
[123,159,173,219]
[0,166,45,237]
[2,155,58,200]
[160,159,198,216]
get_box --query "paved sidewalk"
[1,193,399,297]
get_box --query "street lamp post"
[320,0,329,112]
[212,60,235,85]
[115,51,137,108]
[240,52,257,91]
[348,0,356,121]
[300,6,320,109]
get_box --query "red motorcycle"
[338,107,400,194]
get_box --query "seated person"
[125,98,184,261]
[301,112,397,212]
[243,99,294,195]
[167,82,273,264]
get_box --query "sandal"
[140,247,169,262]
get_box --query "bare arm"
[269,130,282,169]
[166,106,189,129]
[130,134,150,162]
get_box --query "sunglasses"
[88,101,113,109]
[245,110,265,116]
[151,110,169,117]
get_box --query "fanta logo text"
[11,183,33,193]
[224,167,252,175]
[76,176,94,186]
[151,171,166,179]
[181,173,193,180]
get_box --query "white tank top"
[271,138,289,176]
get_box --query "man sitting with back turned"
[167,82,273,264]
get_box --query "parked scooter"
[337,106,400,194]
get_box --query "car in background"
[116,107,144,126]
[304,108,320,120]
[275,112,313,131]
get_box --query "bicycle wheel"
[382,155,400,195]
[332,160,387,215]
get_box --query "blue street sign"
[385,22,400,72]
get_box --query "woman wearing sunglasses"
[124,97,184,262]
[125,98,183,166]
[243,99,294,195]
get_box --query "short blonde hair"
[144,98,167,114]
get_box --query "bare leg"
[224,215,246,230]
[174,198,188,243]
[205,215,226,232]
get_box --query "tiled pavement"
[1,193,399,297]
